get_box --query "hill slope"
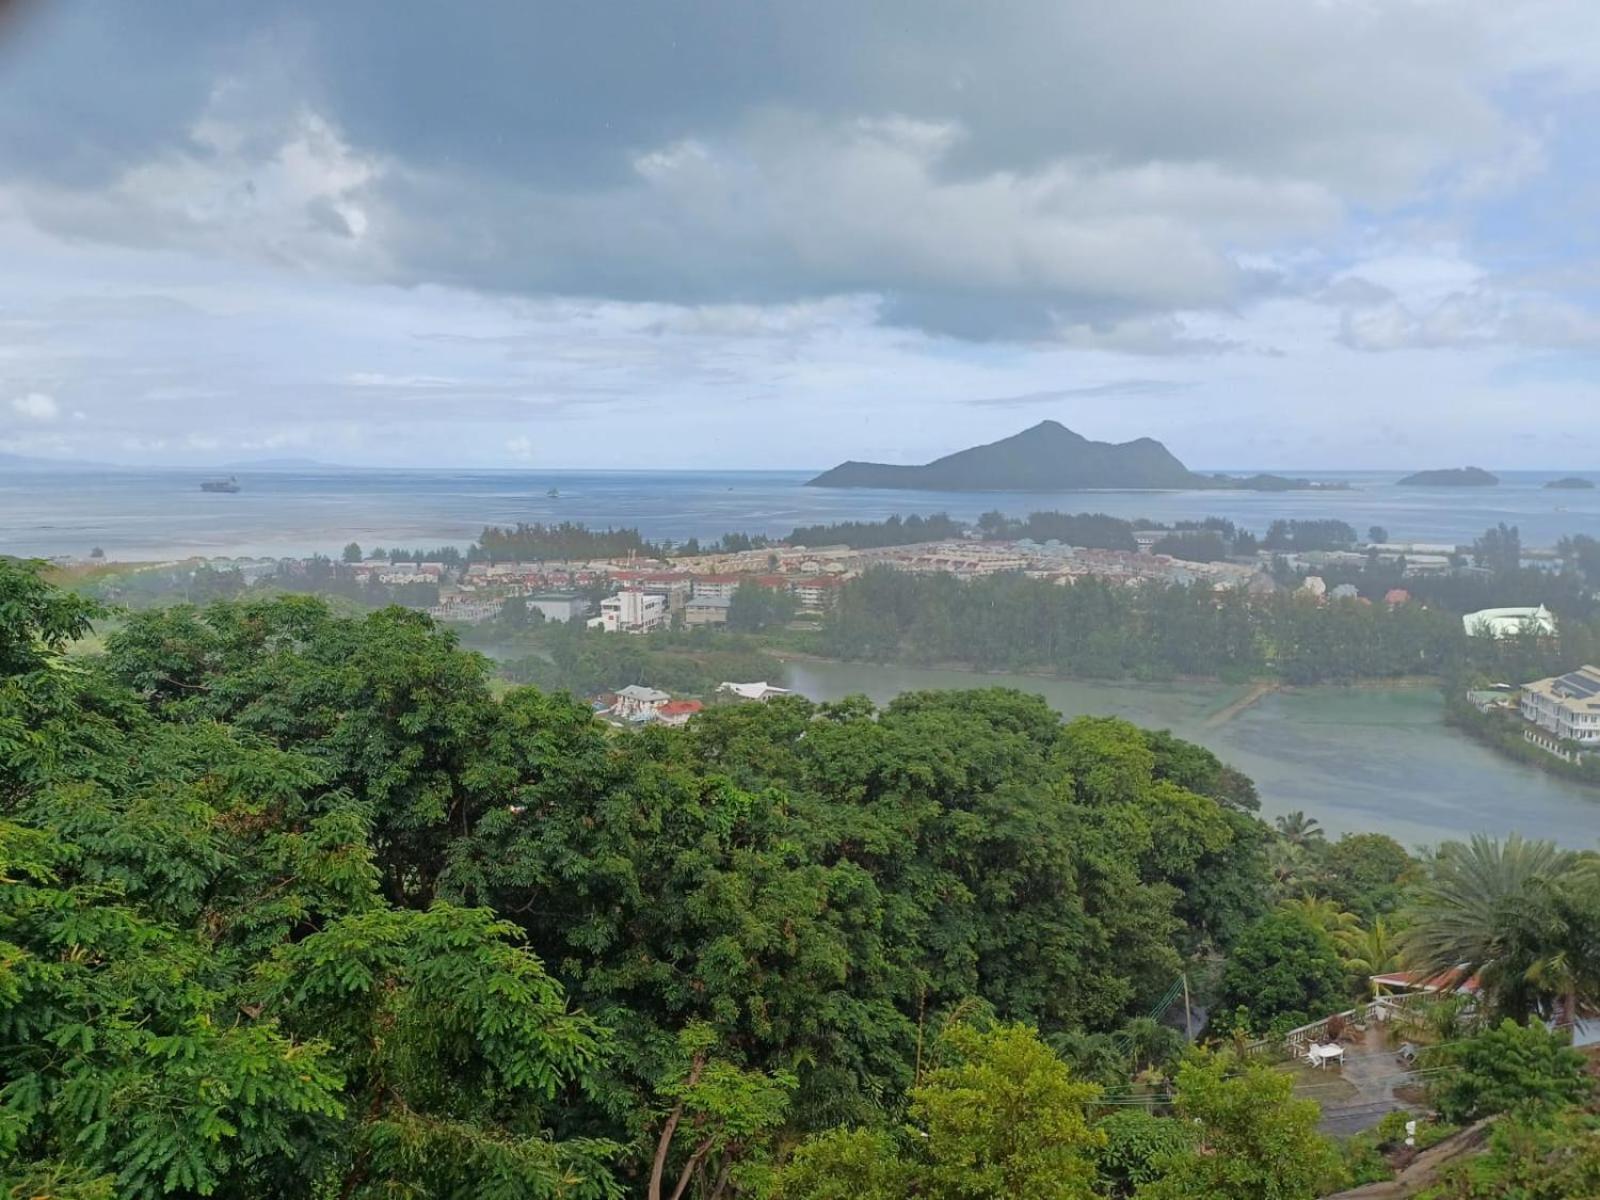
[807,421,1204,491]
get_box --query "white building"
[612,685,671,721]
[718,681,791,702]
[1521,665,1600,748]
[1463,605,1557,639]
[591,590,667,633]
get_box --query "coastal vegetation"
[6,557,1600,1197]
[1397,467,1500,487]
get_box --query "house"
[718,681,791,702]
[1463,605,1557,638]
[1520,665,1600,749]
[591,590,667,633]
[1329,583,1360,601]
[612,685,671,721]
[1384,588,1411,606]
[684,594,733,627]
[1299,575,1327,599]
[656,699,704,727]
[793,575,847,611]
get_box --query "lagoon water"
[785,660,1600,850]
[4,464,1600,560]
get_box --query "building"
[689,574,744,601]
[526,592,590,623]
[656,699,704,727]
[612,685,670,721]
[793,575,847,611]
[1329,583,1360,601]
[592,590,668,633]
[1520,665,1600,749]
[1299,575,1327,599]
[1463,605,1556,639]
[718,681,790,702]
[684,594,733,628]
[1384,588,1411,607]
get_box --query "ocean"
[4,464,1600,560]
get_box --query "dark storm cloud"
[0,0,1528,338]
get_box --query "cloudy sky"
[2,0,1599,470]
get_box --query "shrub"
[1429,1019,1591,1123]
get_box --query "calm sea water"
[785,661,1600,849]
[4,465,1600,560]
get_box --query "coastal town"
[66,519,1593,756]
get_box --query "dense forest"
[816,567,1600,685]
[7,558,1600,1198]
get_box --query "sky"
[2,0,1600,471]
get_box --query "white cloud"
[9,392,59,421]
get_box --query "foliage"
[1215,910,1348,1031]
[727,580,798,632]
[1135,1053,1340,1200]
[817,566,1475,684]
[776,1022,1104,1200]
[786,512,963,550]
[498,622,786,699]
[1322,832,1415,919]
[1095,1110,1198,1197]
[478,521,666,561]
[1400,834,1600,1020]
[1421,1107,1600,1199]
[1427,1019,1591,1123]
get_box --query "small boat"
[200,476,241,493]
[547,487,560,498]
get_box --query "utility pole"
[1182,972,1193,1042]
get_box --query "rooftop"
[1523,665,1600,712]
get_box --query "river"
[783,660,1600,850]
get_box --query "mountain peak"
[806,422,1199,491]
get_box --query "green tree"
[1400,834,1590,1020]
[1428,1019,1590,1123]
[1216,910,1348,1031]
[343,541,363,563]
[644,1024,795,1200]
[1273,810,1324,846]
[0,557,98,675]
[1322,832,1414,919]
[728,580,797,632]
[775,1022,1104,1200]
[1136,1054,1339,1200]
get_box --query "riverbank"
[1444,692,1600,790]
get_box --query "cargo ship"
[200,476,241,493]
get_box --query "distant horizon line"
[6,458,1600,478]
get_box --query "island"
[806,420,1338,492]
[1545,476,1595,490]
[1397,466,1499,487]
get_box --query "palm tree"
[1265,840,1328,900]
[1400,833,1578,1020]
[1279,894,1359,936]
[1335,916,1401,978]
[1274,810,1325,846]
